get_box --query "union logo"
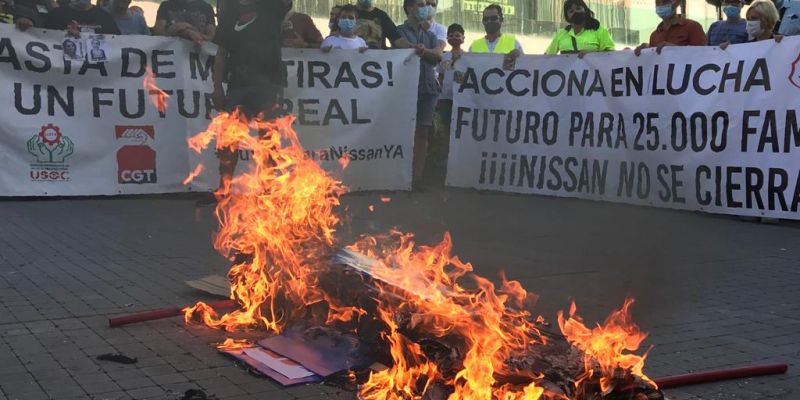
[27,124,74,164]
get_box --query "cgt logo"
[791,53,800,89]
[116,126,157,184]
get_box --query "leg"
[218,146,239,191]
[413,124,430,183]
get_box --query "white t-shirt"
[430,21,447,43]
[321,35,367,50]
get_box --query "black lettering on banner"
[481,68,504,95]
[633,112,659,151]
[361,61,383,88]
[121,48,147,77]
[119,89,145,118]
[657,164,685,203]
[542,70,565,97]
[745,168,765,209]
[0,38,21,70]
[308,61,332,88]
[152,49,175,78]
[744,58,770,91]
[768,168,789,211]
[15,83,40,115]
[334,62,358,88]
[351,99,370,124]
[92,87,114,117]
[189,52,213,81]
[547,156,563,190]
[567,70,587,96]
[459,68,479,93]
[323,99,346,125]
[696,165,712,206]
[693,63,720,95]
[667,64,690,95]
[786,110,800,152]
[177,90,200,118]
[25,42,50,72]
[726,166,743,208]
[507,69,530,96]
[719,61,743,93]
[47,86,74,116]
[299,99,320,125]
[78,60,108,76]
[617,161,650,199]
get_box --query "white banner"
[447,39,800,220]
[0,24,417,196]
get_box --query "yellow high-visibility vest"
[470,34,517,54]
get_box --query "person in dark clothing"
[354,0,410,48]
[1,0,54,30]
[207,0,288,199]
[153,0,215,42]
[45,0,120,34]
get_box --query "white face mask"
[746,20,762,40]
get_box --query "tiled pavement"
[0,190,797,399]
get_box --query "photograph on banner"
[86,34,110,63]
[447,39,800,220]
[62,36,85,62]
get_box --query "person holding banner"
[634,0,706,55]
[397,0,443,187]
[744,0,784,42]
[45,0,120,34]
[0,0,53,30]
[205,0,288,202]
[544,0,615,56]
[321,4,368,51]
[468,5,522,70]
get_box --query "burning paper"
[182,113,659,399]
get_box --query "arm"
[305,15,323,48]
[544,32,560,55]
[152,19,168,35]
[420,40,443,63]
[202,22,215,41]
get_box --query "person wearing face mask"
[634,0,706,55]
[545,0,615,56]
[203,0,289,203]
[281,0,322,48]
[397,0,443,188]
[707,0,747,46]
[153,0,215,42]
[45,0,120,34]
[469,4,522,70]
[425,0,446,46]
[321,4,367,51]
[742,0,784,41]
[355,0,411,49]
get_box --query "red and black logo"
[791,52,800,90]
[115,126,157,184]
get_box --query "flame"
[181,111,654,399]
[182,112,347,333]
[368,205,375,212]
[143,67,170,114]
[380,196,392,203]
[183,164,204,185]
[217,338,252,350]
[339,154,351,170]
[351,232,546,400]
[557,298,655,393]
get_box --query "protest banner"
[0,25,418,196]
[446,38,800,220]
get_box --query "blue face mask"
[338,18,356,33]
[416,5,431,21]
[723,5,741,18]
[655,4,674,19]
[357,0,372,8]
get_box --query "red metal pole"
[108,299,236,327]
[654,364,788,389]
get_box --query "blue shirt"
[777,0,800,36]
[105,7,150,35]
[397,21,441,95]
[707,19,747,45]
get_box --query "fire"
[350,232,546,399]
[218,338,252,350]
[183,164,204,185]
[181,111,654,398]
[143,67,170,114]
[558,298,655,393]
[182,112,347,333]
[380,196,391,203]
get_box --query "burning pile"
[182,113,662,400]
